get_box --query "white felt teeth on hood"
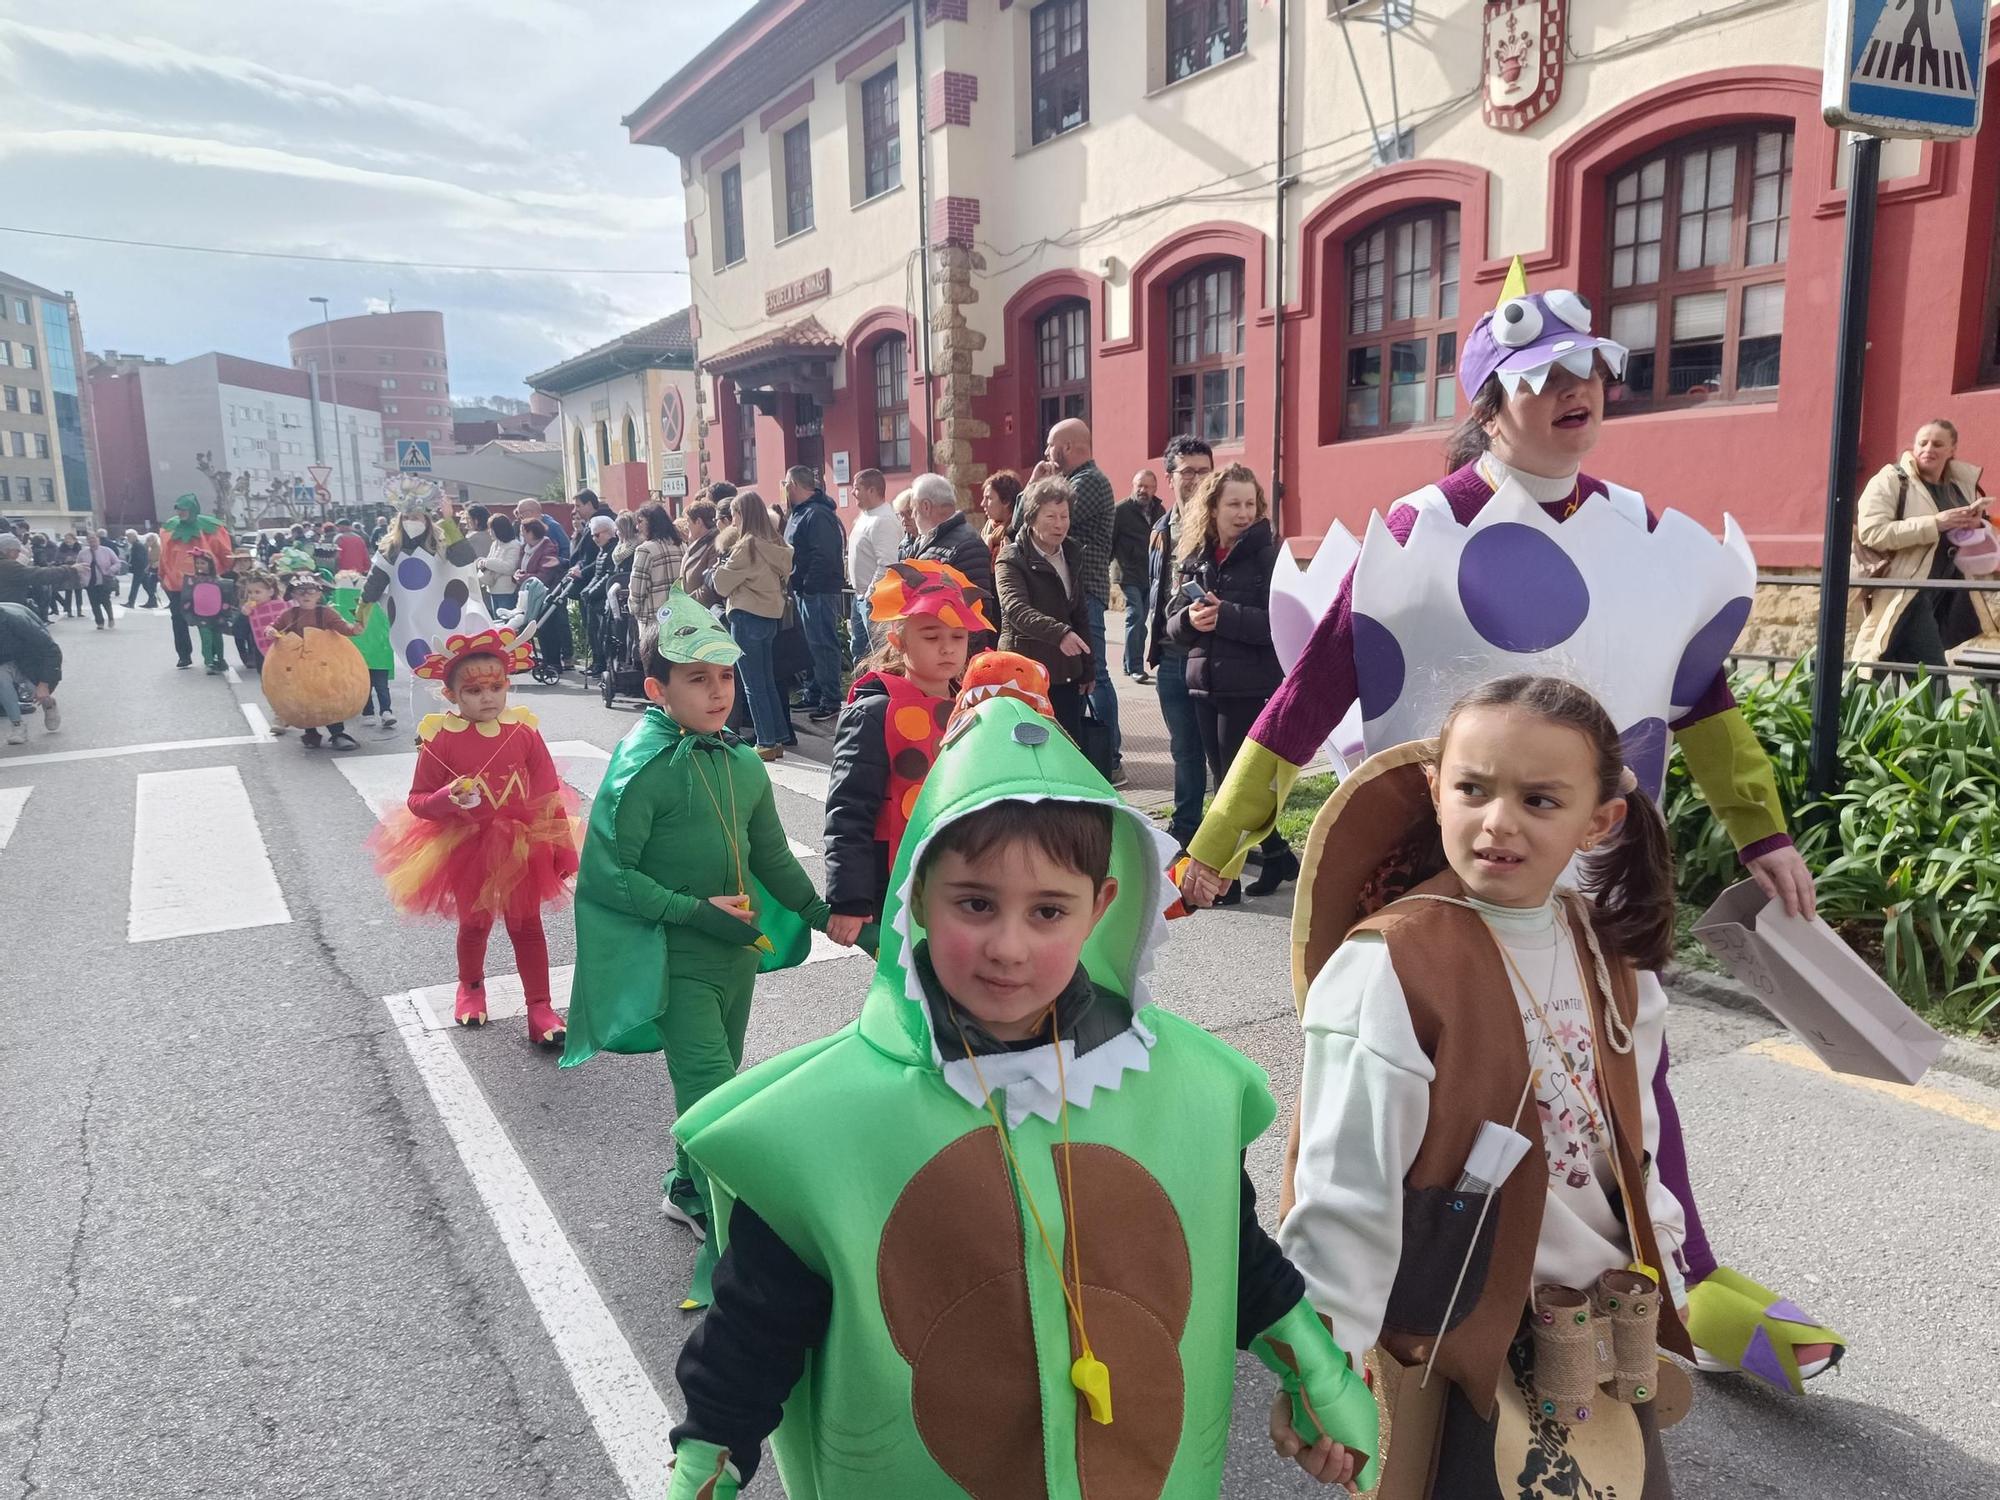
[1492,339,1629,398]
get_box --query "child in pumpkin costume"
[822,559,991,947]
[267,572,365,751]
[369,627,578,1046]
[1279,676,1691,1499]
[562,586,834,1311]
[662,694,1380,1500]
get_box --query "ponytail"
[1579,783,1676,971]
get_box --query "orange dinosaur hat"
[868,559,993,632]
[415,626,534,682]
[944,650,1054,737]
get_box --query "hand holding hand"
[826,913,867,947]
[1179,857,1226,908]
[1268,1393,1362,1490]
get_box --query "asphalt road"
[5,598,1998,1499]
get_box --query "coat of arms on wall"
[1482,0,1566,132]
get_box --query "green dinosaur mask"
[654,584,741,666]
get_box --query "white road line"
[762,757,831,800]
[384,990,675,1496]
[128,766,292,942]
[0,785,30,850]
[240,701,271,738]
[332,739,618,821]
[0,733,262,771]
[224,664,242,686]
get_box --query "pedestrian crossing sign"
[397,439,434,472]
[1825,0,1986,139]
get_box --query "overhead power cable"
[0,225,687,277]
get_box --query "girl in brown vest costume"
[1277,675,1695,1499]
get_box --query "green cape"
[562,707,816,1063]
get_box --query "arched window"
[596,420,612,467]
[1604,126,1793,409]
[622,413,639,463]
[1034,299,1090,440]
[1168,260,1245,444]
[1341,206,1461,436]
[573,423,587,484]
[870,334,911,471]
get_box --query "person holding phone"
[1853,418,1994,687]
[1163,463,1294,904]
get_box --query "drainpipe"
[1269,0,1291,536]
[912,0,938,474]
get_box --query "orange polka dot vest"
[860,671,955,859]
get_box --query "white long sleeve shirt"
[847,504,904,603]
[1279,893,1685,1361]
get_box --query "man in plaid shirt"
[1032,417,1123,784]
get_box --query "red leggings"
[456,908,551,1002]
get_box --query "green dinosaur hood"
[856,695,1177,1090]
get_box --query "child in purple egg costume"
[1180,259,1846,1397]
[359,488,493,726]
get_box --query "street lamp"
[308,296,351,515]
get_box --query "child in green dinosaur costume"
[661,693,1381,1500]
[563,586,833,1310]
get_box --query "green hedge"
[1663,663,2000,1032]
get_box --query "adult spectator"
[75,530,121,629]
[628,503,686,639]
[159,495,236,670]
[995,476,1093,749]
[0,533,74,612]
[54,534,81,618]
[1162,463,1293,901]
[479,514,523,612]
[333,520,371,574]
[515,496,571,564]
[981,471,1024,570]
[1113,468,1163,683]
[891,488,920,559]
[709,489,794,760]
[0,600,61,747]
[1033,417,1121,782]
[123,529,158,609]
[463,505,495,564]
[845,467,902,650]
[579,512,621,673]
[682,499,723,608]
[140,528,163,607]
[782,464,848,722]
[1147,435,1216,852]
[910,473,997,644]
[1854,417,1990,685]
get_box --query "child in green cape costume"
[661,693,1380,1500]
[563,587,833,1308]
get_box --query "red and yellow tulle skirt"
[369,790,581,921]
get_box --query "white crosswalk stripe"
[129,765,292,942]
[0,785,30,851]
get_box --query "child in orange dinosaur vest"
[822,560,992,946]
[369,627,580,1046]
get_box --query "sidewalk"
[1103,596,1177,814]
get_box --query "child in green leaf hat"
[660,692,1380,1500]
[563,585,836,1310]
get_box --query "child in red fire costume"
[370,627,580,1046]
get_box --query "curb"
[1665,966,2000,1092]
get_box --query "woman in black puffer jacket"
[1163,463,1296,902]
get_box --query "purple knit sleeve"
[1247,504,1420,765]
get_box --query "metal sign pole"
[1808,133,1881,807]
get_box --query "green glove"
[686,899,764,947]
[665,1439,740,1500]
[1250,1297,1381,1491]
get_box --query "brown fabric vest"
[1355,872,1692,1417]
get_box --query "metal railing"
[1731,572,2000,683]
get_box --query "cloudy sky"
[0,2,754,403]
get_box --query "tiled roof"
[526,308,695,392]
[703,314,841,371]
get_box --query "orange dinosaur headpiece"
[945,650,1054,735]
[415,626,534,682]
[868,559,993,632]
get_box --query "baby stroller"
[504,572,580,686]
[597,580,649,708]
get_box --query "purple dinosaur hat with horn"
[1460,257,1629,402]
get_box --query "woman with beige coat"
[1853,419,1993,682]
[709,489,794,759]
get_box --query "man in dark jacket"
[909,474,997,652]
[782,465,848,720]
[0,599,62,746]
[0,533,75,613]
[1112,469,1162,683]
[1032,418,1122,783]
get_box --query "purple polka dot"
[1619,718,1669,802]
[443,578,470,605]
[437,597,462,629]
[397,555,433,590]
[383,594,397,625]
[404,638,431,670]
[1458,524,1589,652]
[1671,595,1751,706]
[1352,612,1405,720]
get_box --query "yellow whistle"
[1628,1260,1660,1285]
[753,934,776,955]
[1071,1354,1113,1425]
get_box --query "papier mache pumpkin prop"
[261,572,370,729]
